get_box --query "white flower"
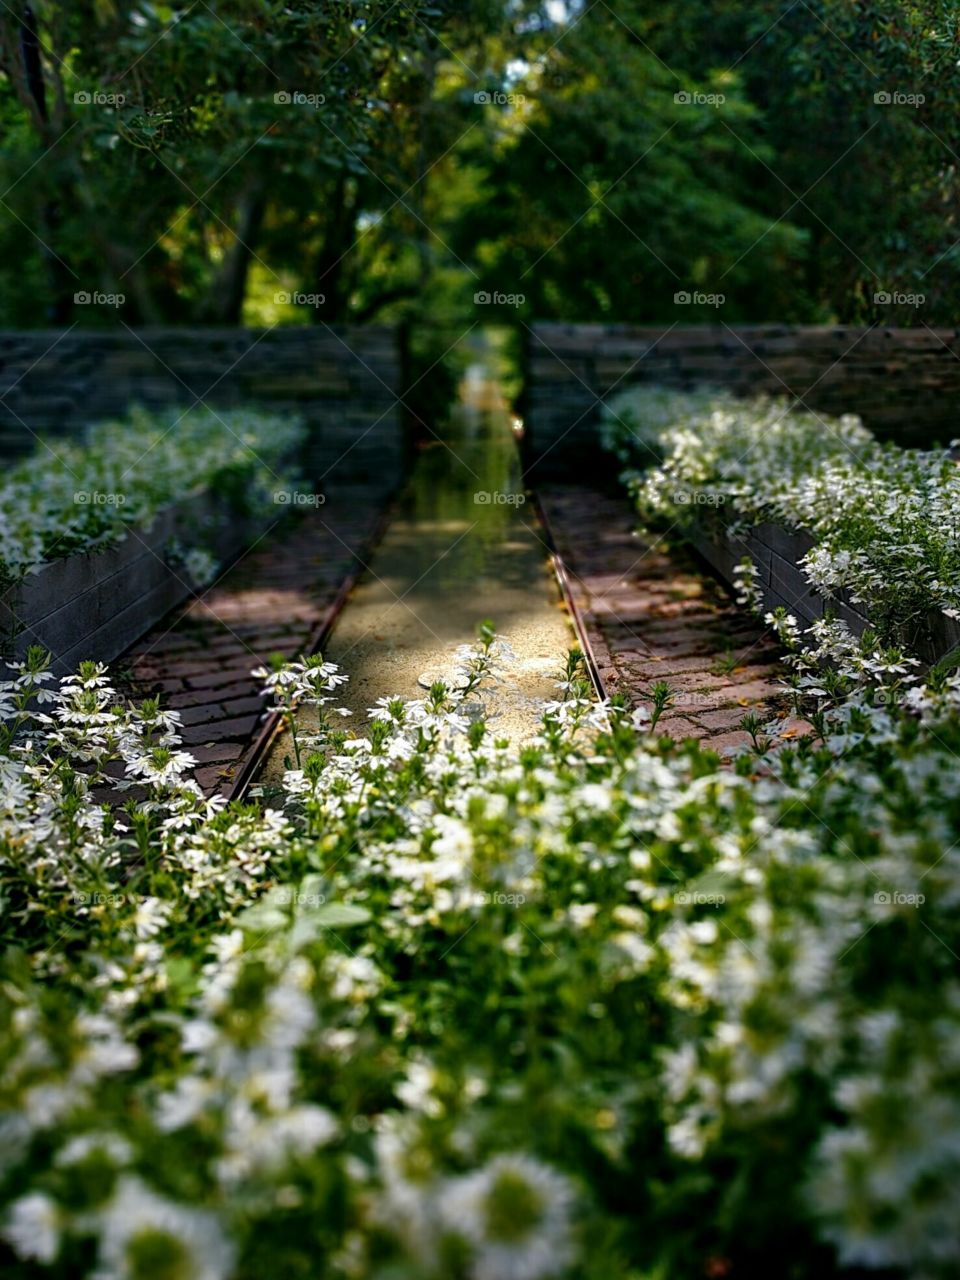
[576,783,612,811]
[2,1191,60,1263]
[217,1103,338,1184]
[183,548,219,587]
[436,1154,576,1280]
[568,903,599,929]
[132,896,171,940]
[94,1177,234,1280]
[55,1132,132,1169]
[396,1059,443,1117]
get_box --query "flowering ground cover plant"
[602,386,960,647]
[1,622,959,1278]
[0,406,305,588]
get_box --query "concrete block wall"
[0,326,403,499]
[524,323,960,478]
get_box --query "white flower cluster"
[0,635,959,1276]
[0,404,305,587]
[604,386,960,639]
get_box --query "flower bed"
[1,628,959,1278]
[601,386,960,664]
[0,407,305,672]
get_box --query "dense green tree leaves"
[0,1,958,325]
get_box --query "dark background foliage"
[0,1,956,329]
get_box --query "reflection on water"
[258,339,574,780]
[399,360,529,586]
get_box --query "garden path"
[537,485,808,753]
[258,355,574,783]
[121,485,387,795]
[122,350,804,793]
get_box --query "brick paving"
[120,486,388,795]
[539,485,807,754]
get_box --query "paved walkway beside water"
[120,354,804,793]
[537,485,806,754]
[259,359,575,785]
[120,486,387,794]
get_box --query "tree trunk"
[10,6,74,322]
[311,171,357,322]
[197,184,268,324]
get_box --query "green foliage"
[0,405,304,585]
[604,383,960,645]
[3,633,960,1276]
[2,2,959,328]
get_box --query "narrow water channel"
[259,340,575,780]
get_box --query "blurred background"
[0,0,955,349]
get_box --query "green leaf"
[309,902,372,928]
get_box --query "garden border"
[689,515,960,667]
[0,491,276,676]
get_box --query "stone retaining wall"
[1,491,269,676]
[0,326,402,498]
[524,323,960,478]
[689,515,960,668]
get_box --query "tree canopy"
[0,1,957,327]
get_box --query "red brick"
[167,680,255,707]
[182,713,261,745]
[190,742,244,765]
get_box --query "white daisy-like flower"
[132,896,172,941]
[93,1177,234,1280]
[2,1191,60,1263]
[55,1131,133,1169]
[437,1153,576,1280]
